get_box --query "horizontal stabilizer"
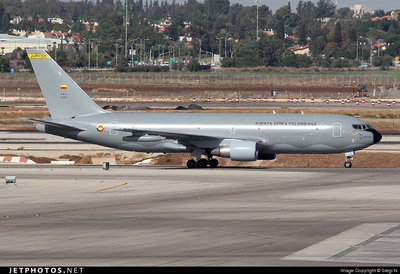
[26,118,86,131]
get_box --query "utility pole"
[199,39,201,62]
[96,44,98,68]
[125,0,128,58]
[143,39,149,63]
[224,35,227,57]
[255,0,260,41]
[356,37,359,60]
[369,37,373,64]
[53,42,57,62]
[216,37,221,56]
[115,40,118,67]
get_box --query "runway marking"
[284,223,400,264]
[329,223,400,260]
[351,174,381,183]
[3,222,41,226]
[96,182,128,193]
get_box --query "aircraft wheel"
[209,158,219,168]
[344,162,352,168]
[197,158,208,168]
[186,159,197,169]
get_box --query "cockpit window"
[352,124,370,130]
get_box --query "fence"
[1,70,400,87]
[2,70,400,100]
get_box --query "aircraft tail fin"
[27,49,106,119]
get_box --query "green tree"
[332,57,351,68]
[0,56,10,72]
[295,54,312,68]
[309,35,327,58]
[187,59,200,71]
[257,35,283,66]
[385,40,400,57]
[315,0,335,18]
[232,41,261,67]
[334,21,343,47]
[0,3,10,32]
[336,7,354,19]
[297,20,307,45]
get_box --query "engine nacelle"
[211,141,258,161]
[211,141,277,161]
[257,153,276,160]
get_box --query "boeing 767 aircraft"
[26,49,381,168]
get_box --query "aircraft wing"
[115,127,264,144]
[116,127,222,141]
[27,118,86,131]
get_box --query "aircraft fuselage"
[37,112,380,157]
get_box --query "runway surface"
[1,165,400,266]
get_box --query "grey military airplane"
[26,49,381,168]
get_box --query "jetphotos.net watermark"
[9,268,84,274]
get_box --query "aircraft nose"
[367,128,382,144]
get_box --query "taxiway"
[1,165,400,266]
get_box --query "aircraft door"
[333,122,342,137]
[109,121,119,136]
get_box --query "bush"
[187,60,200,71]
[221,57,234,67]
[331,57,351,68]
[282,54,312,68]
[115,65,170,72]
[0,56,10,72]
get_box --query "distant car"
[5,176,16,184]
[360,62,371,67]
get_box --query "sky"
[232,0,398,12]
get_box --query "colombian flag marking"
[61,85,67,90]
[97,124,105,132]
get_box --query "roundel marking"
[97,124,105,132]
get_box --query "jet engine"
[257,152,276,160]
[210,140,275,161]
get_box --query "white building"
[0,34,63,55]
[352,4,374,18]
[47,17,64,24]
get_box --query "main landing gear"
[344,151,354,168]
[186,158,219,168]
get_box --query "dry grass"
[152,151,400,168]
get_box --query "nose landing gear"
[344,151,354,168]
